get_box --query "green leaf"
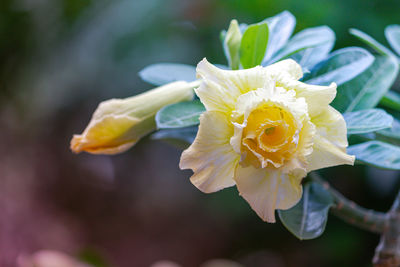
[151,127,197,149]
[139,63,196,86]
[268,26,335,64]
[156,100,205,129]
[278,182,333,240]
[376,118,400,145]
[385,25,400,56]
[350,28,394,56]
[303,47,374,86]
[240,22,269,69]
[332,55,399,113]
[343,108,393,134]
[78,248,108,267]
[262,11,296,62]
[289,27,335,69]
[224,20,242,70]
[348,141,400,170]
[380,91,400,111]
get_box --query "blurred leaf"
[303,47,373,86]
[332,55,399,113]
[344,108,393,134]
[380,91,400,111]
[268,26,334,64]
[224,20,242,70]
[220,29,227,45]
[278,182,333,240]
[350,28,394,56]
[78,249,108,267]
[348,141,400,170]
[385,25,400,56]
[377,118,400,145]
[156,100,205,129]
[151,126,197,149]
[139,63,196,86]
[289,27,335,69]
[262,10,296,62]
[240,22,269,69]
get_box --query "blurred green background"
[1,0,400,266]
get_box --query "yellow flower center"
[241,104,299,169]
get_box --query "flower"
[179,59,355,223]
[71,81,196,154]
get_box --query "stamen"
[264,127,276,135]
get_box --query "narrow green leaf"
[343,109,393,134]
[240,22,269,69]
[268,26,334,64]
[156,100,205,129]
[151,126,198,149]
[348,141,400,170]
[385,25,400,56]
[380,91,400,111]
[332,55,399,113]
[303,47,374,86]
[262,11,296,62]
[278,182,333,240]
[139,63,196,86]
[350,28,394,56]
[289,27,335,69]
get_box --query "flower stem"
[309,172,386,234]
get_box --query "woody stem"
[309,172,386,234]
[373,190,400,267]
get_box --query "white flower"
[180,58,355,222]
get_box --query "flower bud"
[224,19,242,70]
[71,81,196,154]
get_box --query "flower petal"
[307,106,355,171]
[282,118,316,173]
[264,59,303,80]
[180,111,240,193]
[234,165,304,223]
[71,115,141,154]
[195,58,270,113]
[312,105,349,148]
[276,79,337,117]
[306,135,355,172]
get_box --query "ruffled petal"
[234,165,304,223]
[276,79,337,117]
[282,118,316,173]
[195,58,271,113]
[264,59,303,80]
[180,111,240,193]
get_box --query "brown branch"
[310,172,386,234]
[373,191,400,267]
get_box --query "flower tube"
[71,81,197,154]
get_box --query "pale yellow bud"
[71,81,197,155]
[224,19,242,70]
